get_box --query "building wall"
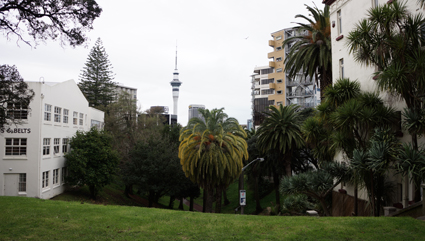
[326,0,424,207]
[188,104,205,123]
[267,30,286,105]
[0,80,104,199]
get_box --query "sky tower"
[170,46,182,115]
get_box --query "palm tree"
[178,108,248,213]
[256,104,304,211]
[347,0,425,150]
[283,4,332,98]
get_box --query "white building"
[188,104,205,123]
[0,80,104,199]
[324,0,424,209]
[114,83,137,101]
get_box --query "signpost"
[240,190,246,206]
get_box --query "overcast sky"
[1,0,325,125]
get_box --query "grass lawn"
[1,196,424,241]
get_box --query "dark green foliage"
[281,194,314,215]
[283,4,332,96]
[0,0,102,46]
[65,127,119,200]
[0,65,34,128]
[78,38,116,108]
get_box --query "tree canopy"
[0,0,102,46]
[78,38,116,108]
[0,64,34,128]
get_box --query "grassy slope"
[1,196,424,241]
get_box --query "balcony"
[269,40,275,47]
[268,52,274,59]
[269,83,276,89]
[269,61,275,68]
[286,91,314,98]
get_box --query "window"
[79,113,84,126]
[63,109,69,123]
[337,10,342,35]
[5,138,27,156]
[277,79,283,83]
[277,101,283,106]
[73,112,78,125]
[260,68,274,75]
[91,120,103,129]
[261,79,274,85]
[275,35,282,40]
[43,138,50,155]
[276,57,282,62]
[339,58,344,78]
[276,68,283,73]
[54,107,61,122]
[277,90,283,94]
[62,138,69,153]
[42,171,49,188]
[19,174,26,192]
[62,167,67,183]
[7,102,28,120]
[276,46,282,51]
[372,0,378,7]
[53,169,59,185]
[44,104,52,121]
[53,138,60,154]
[261,89,275,95]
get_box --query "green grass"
[1,196,424,240]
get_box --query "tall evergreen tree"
[78,38,116,108]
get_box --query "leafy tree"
[0,0,102,46]
[280,162,350,216]
[0,65,34,128]
[283,4,332,97]
[179,108,248,213]
[347,0,425,151]
[256,104,304,211]
[104,92,140,196]
[65,127,119,200]
[78,38,116,108]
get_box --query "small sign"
[240,190,246,206]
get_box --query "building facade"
[323,0,423,209]
[188,104,205,123]
[114,83,137,101]
[0,80,104,199]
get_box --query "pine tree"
[78,38,116,108]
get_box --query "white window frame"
[5,138,27,156]
[62,138,69,153]
[7,102,29,120]
[73,112,78,125]
[44,104,52,121]
[42,171,49,188]
[53,138,60,154]
[372,0,378,7]
[337,10,342,35]
[79,113,84,126]
[53,168,59,185]
[339,58,344,78]
[63,109,69,123]
[54,107,61,123]
[19,173,26,192]
[43,138,50,156]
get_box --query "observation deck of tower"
[170,47,182,115]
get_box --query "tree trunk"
[168,195,175,209]
[178,197,184,210]
[148,190,154,207]
[415,181,422,202]
[254,175,262,214]
[354,184,358,216]
[223,188,230,206]
[89,185,97,200]
[205,186,214,213]
[273,171,281,212]
[189,196,194,211]
[124,184,133,197]
[202,189,206,213]
[215,186,222,213]
[319,197,331,216]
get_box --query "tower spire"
[170,42,182,116]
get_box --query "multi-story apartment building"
[0,80,104,199]
[252,28,319,128]
[323,0,423,212]
[114,83,137,101]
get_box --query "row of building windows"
[44,104,84,126]
[42,167,67,189]
[4,138,69,156]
